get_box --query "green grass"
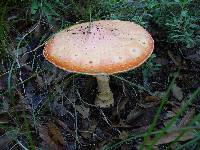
[102,86,200,150]
[142,71,179,149]
[145,87,200,149]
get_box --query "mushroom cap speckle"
[44,20,154,75]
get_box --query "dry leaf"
[55,118,76,137]
[117,96,128,112]
[137,101,159,108]
[0,135,12,149]
[145,96,160,102]
[118,131,129,140]
[95,140,107,150]
[0,130,19,149]
[177,108,195,127]
[0,115,9,124]
[39,121,66,150]
[47,122,65,145]
[164,111,176,120]
[80,120,97,139]
[75,105,90,119]
[112,95,128,117]
[154,91,165,99]
[126,108,143,123]
[147,130,194,145]
[35,75,44,88]
[51,101,70,117]
[39,126,64,150]
[171,84,183,101]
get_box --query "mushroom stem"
[94,75,114,107]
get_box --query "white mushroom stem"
[94,75,114,107]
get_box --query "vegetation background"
[0,0,200,149]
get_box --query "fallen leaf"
[126,108,143,123]
[117,95,128,112]
[154,91,165,99]
[177,108,195,127]
[75,105,90,119]
[51,101,71,117]
[137,101,159,108]
[0,135,12,149]
[118,131,129,140]
[145,96,160,102]
[0,115,9,124]
[112,95,128,118]
[47,122,65,145]
[95,140,107,150]
[35,75,44,88]
[171,84,183,101]
[147,130,194,145]
[80,120,97,139]
[164,111,176,120]
[55,118,76,137]
[67,88,78,104]
[39,123,66,150]
[0,130,19,149]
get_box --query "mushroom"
[43,20,154,107]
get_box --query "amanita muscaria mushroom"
[43,20,154,107]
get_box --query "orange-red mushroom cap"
[43,20,154,75]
